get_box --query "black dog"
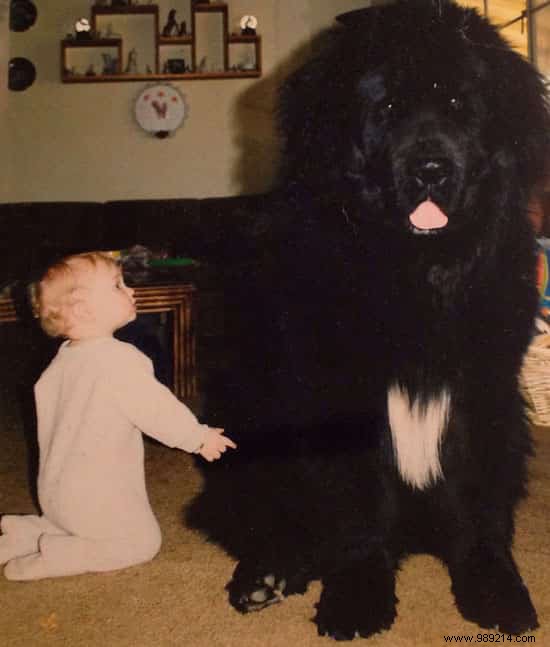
[187,0,549,639]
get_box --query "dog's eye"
[449,97,463,111]
[379,100,396,119]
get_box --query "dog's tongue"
[409,200,448,231]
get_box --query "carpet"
[0,327,548,646]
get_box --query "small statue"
[240,52,256,71]
[125,48,138,74]
[240,15,258,36]
[178,20,187,36]
[162,9,178,37]
[163,58,186,74]
[102,53,118,75]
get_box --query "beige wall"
[2,0,369,204]
[1,0,10,200]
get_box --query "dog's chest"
[387,385,450,490]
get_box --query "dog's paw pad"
[235,574,287,612]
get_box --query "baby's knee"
[135,527,162,563]
[146,533,162,560]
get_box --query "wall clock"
[134,84,188,139]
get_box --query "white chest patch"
[387,385,450,490]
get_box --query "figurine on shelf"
[163,58,186,74]
[162,10,179,37]
[102,53,118,75]
[239,52,256,71]
[75,18,92,41]
[197,56,207,73]
[125,48,138,74]
[178,20,187,36]
[240,15,258,36]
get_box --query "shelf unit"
[60,2,262,83]
[61,38,123,79]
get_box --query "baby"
[0,251,236,580]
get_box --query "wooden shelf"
[62,38,122,48]
[62,70,261,83]
[61,37,123,78]
[158,35,193,46]
[193,2,228,11]
[91,5,159,18]
[60,2,262,83]
[228,34,260,43]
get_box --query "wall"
[2,0,370,203]
[1,0,10,201]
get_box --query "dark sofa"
[0,194,271,290]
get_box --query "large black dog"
[187,0,549,640]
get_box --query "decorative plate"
[9,0,37,32]
[134,84,188,138]
[8,57,36,91]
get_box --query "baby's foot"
[0,515,67,569]
[4,552,43,580]
[0,515,44,565]
[0,535,36,566]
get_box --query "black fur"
[186,0,549,639]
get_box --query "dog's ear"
[336,0,451,28]
[431,0,452,17]
[335,8,375,27]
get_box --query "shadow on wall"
[231,30,333,195]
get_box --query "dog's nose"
[411,158,452,189]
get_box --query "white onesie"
[0,337,207,580]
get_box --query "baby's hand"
[197,427,237,462]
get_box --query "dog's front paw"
[228,572,287,613]
[451,549,538,635]
[314,569,397,640]
[227,560,309,614]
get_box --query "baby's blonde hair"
[32,252,119,338]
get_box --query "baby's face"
[80,262,136,335]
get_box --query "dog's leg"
[441,388,538,634]
[448,542,538,635]
[445,464,538,632]
[314,542,398,640]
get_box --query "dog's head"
[277,0,549,238]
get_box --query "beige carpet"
[0,415,548,646]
